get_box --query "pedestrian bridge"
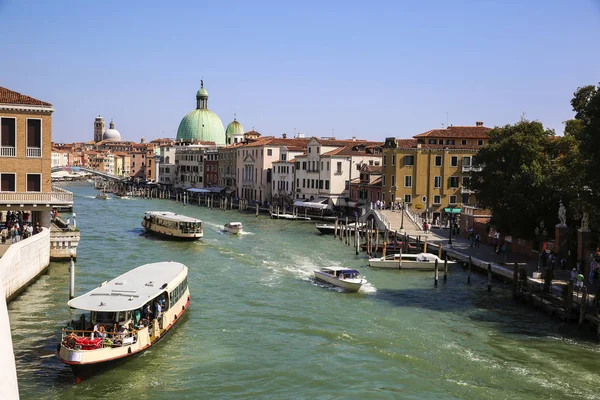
[51,166,127,182]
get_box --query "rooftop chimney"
[282,133,287,139]
[298,132,305,139]
[476,121,483,127]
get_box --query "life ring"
[63,333,79,348]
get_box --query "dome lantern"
[196,80,208,110]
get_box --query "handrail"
[405,207,423,230]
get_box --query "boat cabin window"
[93,311,116,323]
[169,276,188,306]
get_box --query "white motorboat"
[224,222,244,234]
[96,192,109,200]
[56,261,190,383]
[368,252,455,270]
[313,267,366,292]
[315,222,365,235]
[142,211,203,240]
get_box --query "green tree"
[469,120,561,238]
[570,84,600,228]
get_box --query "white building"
[158,144,177,188]
[293,138,383,210]
[236,136,309,203]
[51,150,69,167]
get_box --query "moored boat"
[313,267,366,292]
[224,222,243,234]
[368,252,455,270]
[360,240,416,252]
[56,261,191,382]
[142,211,203,240]
[315,222,365,235]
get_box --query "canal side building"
[382,122,491,225]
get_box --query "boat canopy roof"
[226,222,243,226]
[321,267,360,273]
[67,261,187,312]
[144,211,202,223]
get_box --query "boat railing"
[61,327,142,350]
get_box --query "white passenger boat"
[313,267,366,292]
[96,191,109,200]
[368,252,455,270]
[224,222,244,234]
[56,261,190,382]
[142,211,203,240]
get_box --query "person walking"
[475,233,480,247]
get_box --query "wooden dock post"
[375,228,379,252]
[345,217,349,245]
[256,203,259,217]
[512,263,519,298]
[382,236,387,258]
[468,256,472,285]
[423,237,428,254]
[443,254,448,282]
[334,219,338,239]
[566,280,574,319]
[579,287,587,326]
[434,259,439,288]
[487,263,492,292]
[355,222,359,255]
[438,243,442,259]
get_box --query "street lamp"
[400,197,405,230]
[448,210,453,246]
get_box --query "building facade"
[0,86,72,227]
[382,123,491,224]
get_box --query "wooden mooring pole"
[512,263,519,298]
[487,263,492,292]
[443,253,448,282]
[434,259,439,288]
[579,287,587,327]
[467,256,472,285]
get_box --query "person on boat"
[95,325,106,339]
[154,299,162,325]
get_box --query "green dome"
[177,109,225,145]
[177,81,225,145]
[226,119,244,136]
[196,87,208,98]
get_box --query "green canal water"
[8,185,600,399]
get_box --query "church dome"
[177,81,225,145]
[226,118,244,136]
[103,119,121,141]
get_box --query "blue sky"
[1,0,599,143]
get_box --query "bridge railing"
[0,187,73,205]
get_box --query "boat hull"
[314,271,363,292]
[368,255,456,270]
[57,296,190,383]
[142,221,203,240]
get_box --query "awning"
[187,188,210,193]
[347,201,358,208]
[293,197,329,210]
[444,208,461,214]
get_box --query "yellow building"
[382,122,491,225]
[0,86,73,227]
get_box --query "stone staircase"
[380,210,422,233]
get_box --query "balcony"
[26,147,42,158]
[462,165,482,173]
[461,187,474,194]
[0,146,16,157]
[0,186,73,206]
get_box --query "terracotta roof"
[321,145,383,157]
[414,126,491,139]
[242,138,309,148]
[0,86,52,106]
[361,165,383,174]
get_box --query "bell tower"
[94,115,105,142]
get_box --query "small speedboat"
[96,192,109,200]
[368,252,455,270]
[224,222,243,235]
[313,267,366,292]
